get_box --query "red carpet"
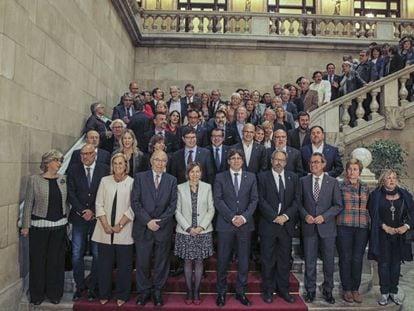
[74,293,307,310]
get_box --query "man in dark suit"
[67,130,111,171]
[169,127,215,184]
[143,112,179,153]
[178,109,209,147]
[207,128,229,174]
[233,123,267,174]
[67,144,109,301]
[131,150,178,307]
[180,83,201,108]
[323,63,341,101]
[294,79,319,113]
[207,109,237,146]
[230,106,248,143]
[267,129,304,177]
[208,89,226,118]
[112,92,135,124]
[214,149,258,307]
[258,150,300,304]
[299,152,342,304]
[166,86,187,124]
[281,89,298,120]
[287,111,311,150]
[127,102,152,148]
[301,125,344,178]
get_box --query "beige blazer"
[22,174,68,228]
[92,175,134,245]
[175,181,215,235]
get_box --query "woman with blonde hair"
[114,129,145,177]
[92,153,135,306]
[368,169,414,306]
[21,149,67,305]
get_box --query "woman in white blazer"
[92,153,134,307]
[174,162,215,305]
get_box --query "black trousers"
[97,243,133,301]
[29,226,66,302]
[135,238,171,293]
[260,227,292,294]
[216,230,251,294]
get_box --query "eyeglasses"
[310,160,323,165]
[153,158,168,163]
[80,151,95,156]
[229,157,243,161]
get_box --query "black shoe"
[31,300,43,306]
[216,293,226,307]
[136,292,151,306]
[280,292,295,303]
[323,290,335,304]
[49,299,60,304]
[304,291,315,303]
[169,266,184,277]
[87,289,97,301]
[235,293,251,306]
[73,288,83,301]
[262,292,273,304]
[153,290,163,306]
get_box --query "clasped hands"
[232,215,245,227]
[382,223,409,235]
[305,215,325,225]
[189,226,204,236]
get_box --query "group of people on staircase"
[20,41,414,307]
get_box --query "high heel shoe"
[100,299,109,305]
[117,299,126,307]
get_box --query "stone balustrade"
[136,9,414,41]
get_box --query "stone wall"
[0,0,135,309]
[134,46,347,100]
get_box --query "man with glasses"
[208,109,237,146]
[299,152,342,304]
[214,149,258,307]
[112,92,136,124]
[67,144,109,301]
[132,150,178,307]
[207,128,229,174]
[179,109,209,147]
[258,150,300,304]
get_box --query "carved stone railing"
[310,65,414,147]
[135,9,414,41]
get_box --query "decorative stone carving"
[384,107,405,129]
[351,148,376,182]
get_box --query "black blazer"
[287,127,311,150]
[266,146,304,177]
[206,144,230,174]
[67,162,110,224]
[323,74,341,101]
[127,111,152,147]
[143,130,179,153]
[214,170,258,232]
[177,125,209,148]
[67,148,110,172]
[131,170,177,241]
[83,115,111,139]
[207,123,238,146]
[168,147,215,185]
[112,105,135,120]
[301,143,344,178]
[233,142,268,174]
[257,170,300,237]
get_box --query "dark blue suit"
[169,147,215,184]
[177,125,209,148]
[258,170,300,294]
[67,162,109,292]
[233,142,268,174]
[207,144,229,174]
[127,111,152,149]
[301,143,344,177]
[111,105,135,120]
[266,146,304,177]
[67,148,110,172]
[131,170,177,293]
[214,170,258,294]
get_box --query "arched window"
[354,0,400,17]
[177,0,227,11]
[267,0,315,14]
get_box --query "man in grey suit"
[214,149,258,307]
[131,150,178,307]
[299,152,342,304]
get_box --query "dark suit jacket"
[233,142,268,174]
[214,170,258,232]
[208,100,226,119]
[266,146,304,177]
[180,96,201,107]
[206,144,229,174]
[131,170,177,241]
[301,143,344,178]
[323,74,341,101]
[67,148,110,172]
[287,128,311,150]
[299,174,342,238]
[207,123,237,146]
[177,125,209,148]
[168,147,215,184]
[127,111,152,147]
[230,121,244,143]
[143,130,179,153]
[83,115,111,139]
[112,105,135,120]
[282,102,298,120]
[67,162,110,224]
[258,170,300,237]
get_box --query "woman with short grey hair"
[21,149,68,306]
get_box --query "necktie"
[278,174,285,210]
[234,173,239,196]
[215,147,221,170]
[86,167,91,188]
[313,177,320,202]
[187,150,194,166]
[155,174,160,190]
